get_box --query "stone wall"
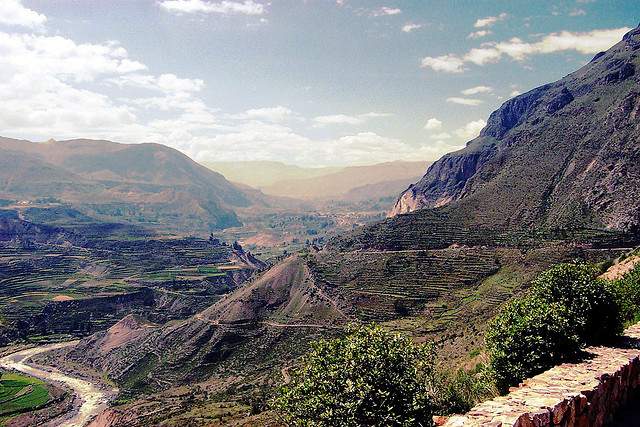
[443,323,640,426]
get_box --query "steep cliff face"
[391,25,640,232]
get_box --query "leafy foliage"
[486,295,581,391]
[430,364,498,415]
[273,324,435,427]
[531,263,623,344]
[486,263,625,391]
[610,263,640,324]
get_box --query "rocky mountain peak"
[389,26,640,232]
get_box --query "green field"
[0,373,50,423]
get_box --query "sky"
[0,0,637,167]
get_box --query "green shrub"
[486,295,581,391]
[272,324,435,427]
[611,264,640,324]
[486,263,626,391]
[531,263,623,344]
[430,364,498,415]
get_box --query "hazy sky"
[0,0,637,166]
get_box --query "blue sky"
[0,0,637,166]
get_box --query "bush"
[430,364,498,415]
[272,324,435,427]
[611,264,640,324]
[486,263,626,391]
[486,295,581,391]
[531,263,623,344]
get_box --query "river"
[0,342,114,427]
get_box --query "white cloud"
[461,85,492,96]
[191,127,442,166]
[314,114,364,126]
[423,27,630,73]
[0,2,455,166]
[110,73,205,93]
[371,7,402,17]
[313,112,390,127]
[0,29,221,143]
[0,75,136,136]
[159,0,266,15]
[509,90,521,97]
[463,47,503,65]
[402,23,423,33]
[430,132,451,140]
[423,118,442,130]
[467,30,492,39]
[0,0,46,30]
[446,97,483,106]
[474,13,507,28]
[360,112,393,118]
[455,120,487,140]
[420,54,465,73]
[238,106,294,122]
[0,32,147,83]
[534,28,628,54]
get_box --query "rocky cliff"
[391,25,640,232]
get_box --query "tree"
[273,324,435,427]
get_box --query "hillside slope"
[0,138,251,230]
[391,25,640,233]
[57,256,347,391]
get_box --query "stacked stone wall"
[443,323,640,426]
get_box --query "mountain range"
[37,25,640,427]
[0,137,250,231]
[5,21,640,427]
[206,160,429,201]
[391,26,640,233]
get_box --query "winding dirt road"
[0,342,114,427]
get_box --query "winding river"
[0,342,114,426]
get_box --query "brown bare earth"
[600,255,640,281]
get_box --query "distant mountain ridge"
[203,161,343,188]
[0,137,250,231]
[391,24,640,233]
[208,160,429,201]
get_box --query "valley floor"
[0,342,115,427]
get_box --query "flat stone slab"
[443,323,640,426]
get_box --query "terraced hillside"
[306,243,627,350]
[328,206,638,252]
[306,248,500,321]
[32,224,630,427]
[46,256,345,409]
[0,219,265,345]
